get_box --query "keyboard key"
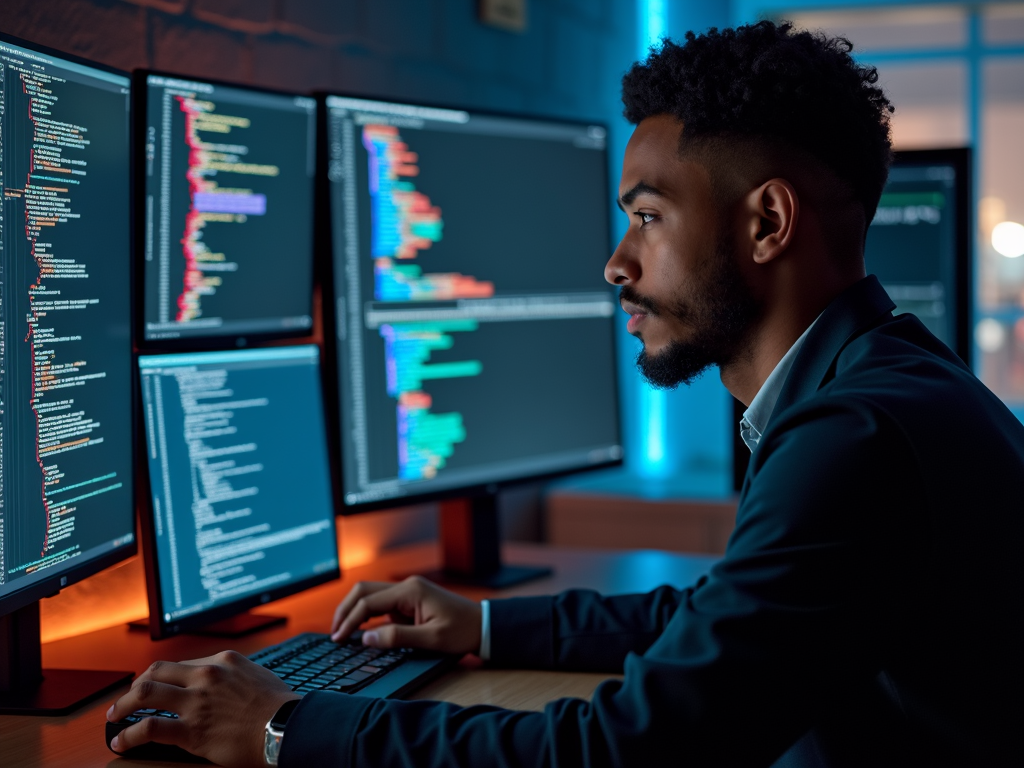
[342,670,373,683]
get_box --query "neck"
[721,268,863,406]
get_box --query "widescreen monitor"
[321,95,622,585]
[0,33,135,714]
[732,147,971,490]
[137,345,339,639]
[136,72,317,346]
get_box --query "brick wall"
[0,0,635,124]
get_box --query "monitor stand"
[128,611,286,638]
[0,601,133,716]
[414,492,552,589]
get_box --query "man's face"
[604,115,760,388]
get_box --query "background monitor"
[321,95,622,585]
[0,33,135,714]
[137,345,339,639]
[137,72,317,347]
[864,147,971,361]
[732,147,971,491]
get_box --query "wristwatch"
[264,699,301,766]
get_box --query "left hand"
[106,650,300,768]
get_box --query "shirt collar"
[739,319,818,453]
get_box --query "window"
[782,3,1024,420]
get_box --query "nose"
[604,233,639,286]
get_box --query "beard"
[623,236,761,389]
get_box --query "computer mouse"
[105,709,210,763]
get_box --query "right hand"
[330,576,483,656]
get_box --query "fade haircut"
[621,20,894,226]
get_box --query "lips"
[620,299,648,334]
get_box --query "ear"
[743,178,799,265]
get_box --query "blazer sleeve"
[485,585,701,672]
[279,397,922,768]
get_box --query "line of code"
[379,321,482,479]
[175,96,279,323]
[156,365,331,611]
[363,124,493,301]
[363,124,490,481]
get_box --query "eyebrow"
[617,181,665,211]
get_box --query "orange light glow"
[40,505,435,644]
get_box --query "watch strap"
[271,699,301,730]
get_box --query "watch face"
[271,698,301,729]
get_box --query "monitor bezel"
[131,68,319,353]
[315,91,624,516]
[134,344,341,640]
[0,31,138,619]
[731,146,973,492]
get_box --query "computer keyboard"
[106,632,452,762]
[249,632,413,694]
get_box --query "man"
[109,21,1024,767]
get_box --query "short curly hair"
[622,20,894,224]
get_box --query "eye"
[634,211,657,228]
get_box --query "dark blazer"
[280,276,1024,768]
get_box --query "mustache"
[618,286,660,316]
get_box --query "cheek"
[643,233,698,299]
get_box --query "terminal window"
[143,75,316,342]
[139,346,337,622]
[327,97,623,505]
[0,40,134,599]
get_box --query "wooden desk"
[3,542,716,768]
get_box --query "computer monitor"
[0,33,135,715]
[136,72,317,347]
[732,147,971,490]
[137,345,339,639]
[320,95,622,586]
[865,148,971,361]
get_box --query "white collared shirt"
[738,320,818,452]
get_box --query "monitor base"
[191,612,287,638]
[1,602,134,716]
[399,494,554,590]
[129,611,286,638]
[0,668,133,716]
[417,564,552,590]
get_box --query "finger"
[332,583,410,641]
[130,660,198,692]
[108,679,191,723]
[330,581,393,637]
[334,582,422,641]
[362,621,435,650]
[111,711,188,753]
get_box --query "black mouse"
[105,709,210,763]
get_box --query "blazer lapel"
[771,275,897,421]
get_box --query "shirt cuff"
[488,596,555,668]
[479,599,491,660]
